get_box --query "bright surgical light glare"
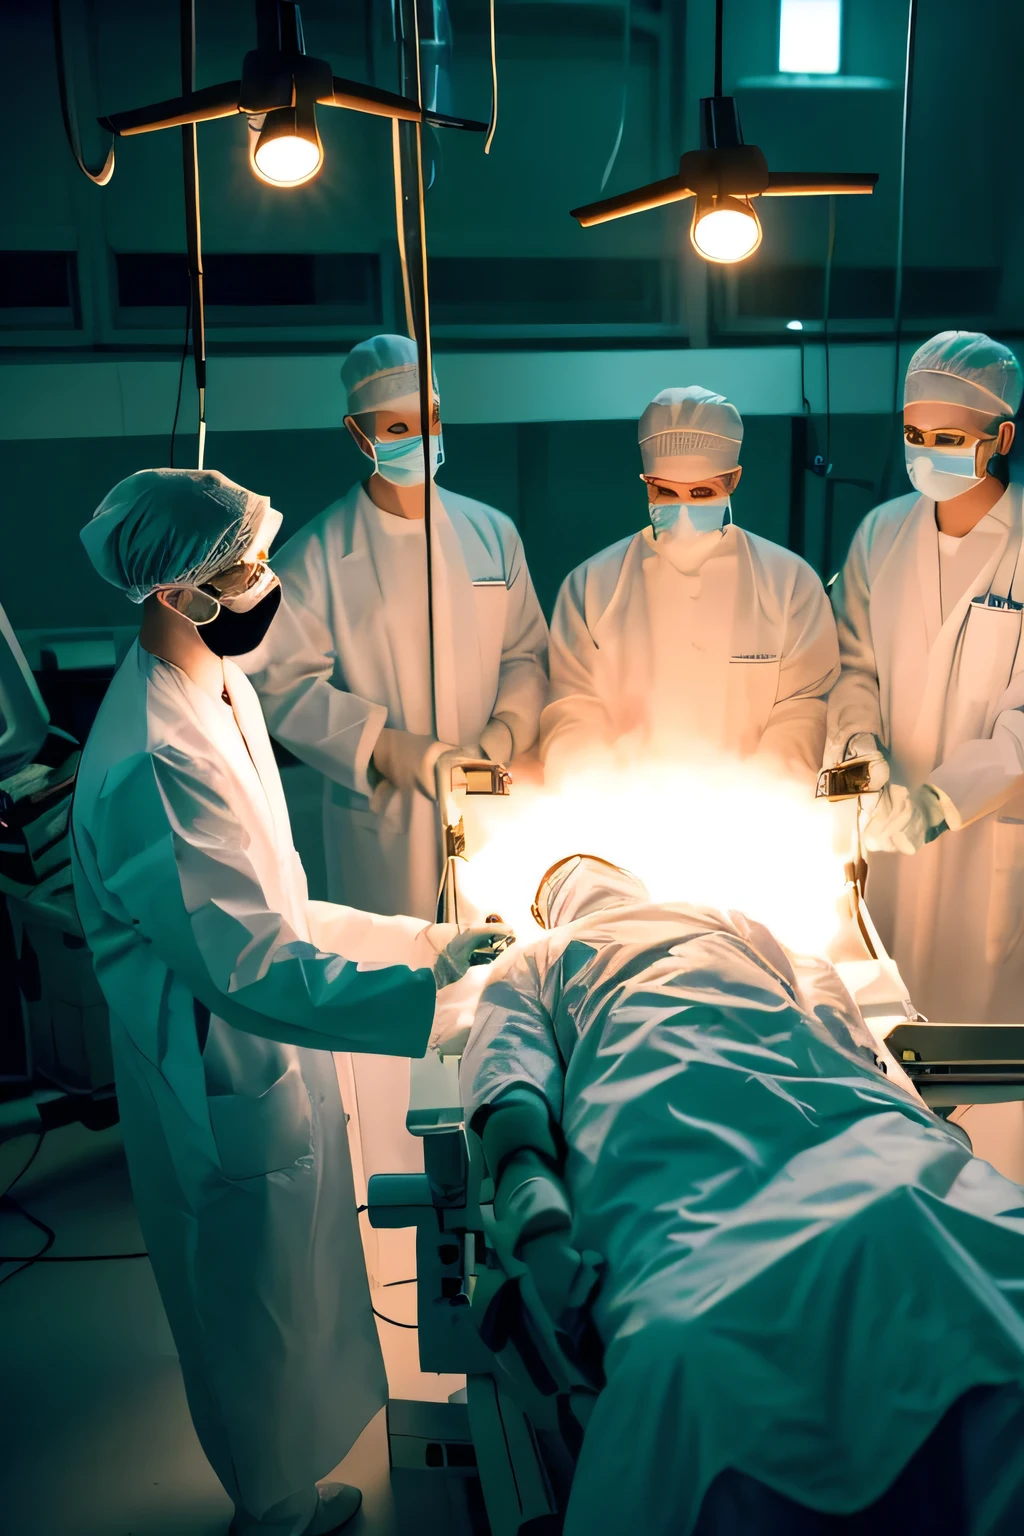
[787,319,804,331]
[691,197,762,264]
[459,757,848,960]
[254,134,321,185]
[250,108,324,188]
[779,0,841,75]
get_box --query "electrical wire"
[823,196,836,477]
[1,1132,44,1201]
[169,292,192,469]
[484,0,498,155]
[599,0,631,191]
[0,1197,54,1289]
[877,0,918,501]
[714,0,724,98]
[52,0,115,186]
[372,1277,419,1330]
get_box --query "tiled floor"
[0,1123,464,1536]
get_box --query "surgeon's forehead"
[903,400,1002,433]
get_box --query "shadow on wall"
[2,415,805,632]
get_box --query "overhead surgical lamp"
[96,0,486,187]
[570,1,878,262]
[248,106,322,188]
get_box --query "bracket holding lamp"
[570,0,878,262]
[97,0,487,188]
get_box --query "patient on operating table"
[461,855,1024,1536]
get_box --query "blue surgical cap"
[80,468,271,604]
[341,334,439,416]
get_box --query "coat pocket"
[473,580,509,665]
[985,817,1024,966]
[206,1059,314,1181]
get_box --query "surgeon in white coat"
[541,387,840,785]
[827,331,1024,1026]
[71,468,507,1536]
[244,334,548,1226]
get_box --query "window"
[779,0,841,75]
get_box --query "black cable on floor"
[1,1131,44,1201]
[0,1195,55,1289]
[0,1194,148,1288]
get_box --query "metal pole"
[394,0,438,741]
[181,0,206,469]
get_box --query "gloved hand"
[427,923,515,988]
[862,782,947,854]
[371,727,455,799]
[479,716,514,764]
[844,731,891,789]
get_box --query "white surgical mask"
[905,444,983,502]
[366,431,445,487]
[649,495,732,538]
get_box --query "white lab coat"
[70,643,438,1523]
[828,484,1024,1022]
[540,522,839,783]
[243,481,548,1254]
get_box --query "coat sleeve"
[91,746,436,1056]
[244,527,387,799]
[491,526,550,757]
[460,946,566,1122]
[539,567,618,781]
[928,684,1024,826]
[756,562,841,780]
[826,518,885,762]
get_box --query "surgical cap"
[81,468,273,604]
[904,331,1023,418]
[534,854,649,929]
[638,386,744,481]
[342,333,439,417]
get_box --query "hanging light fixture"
[570,2,877,263]
[97,0,486,189]
[690,192,762,263]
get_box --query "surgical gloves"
[863,782,948,855]
[479,716,514,765]
[428,923,515,989]
[371,728,453,800]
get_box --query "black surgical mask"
[199,582,282,657]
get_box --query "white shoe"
[304,1484,363,1535]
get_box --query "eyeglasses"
[160,559,274,626]
[903,426,995,450]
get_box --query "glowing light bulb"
[249,107,324,189]
[787,319,804,331]
[253,133,321,186]
[690,195,763,265]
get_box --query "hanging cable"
[876,0,918,501]
[714,0,724,97]
[600,0,631,191]
[392,121,416,335]
[484,0,498,155]
[169,292,192,468]
[823,195,836,477]
[181,0,207,470]
[52,0,115,185]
